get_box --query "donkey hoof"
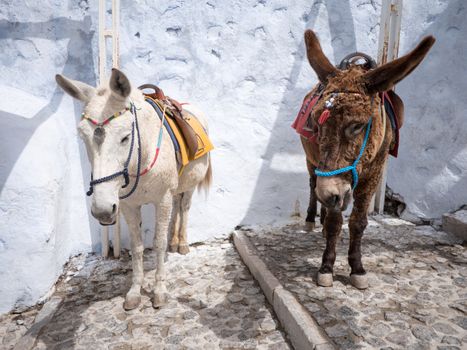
[317,272,333,287]
[350,274,368,289]
[168,244,178,253]
[178,244,190,255]
[152,292,168,309]
[123,293,141,310]
[305,221,316,231]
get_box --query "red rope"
[318,109,331,125]
[137,148,161,176]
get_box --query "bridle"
[314,94,374,190]
[82,94,169,200]
[311,52,378,190]
[83,102,142,200]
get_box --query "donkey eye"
[121,134,130,144]
[345,123,366,138]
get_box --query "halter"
[83,100,168,199]
[314,95,374,190]
[84,102,142,199]
[81,106,131,126]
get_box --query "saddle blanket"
[292,91,401,157]
[144,96,214,171]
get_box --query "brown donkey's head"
[304,30,435,210]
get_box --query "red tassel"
[318,109,330,125]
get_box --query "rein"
[135,103,167,177]
[313,93,375,190]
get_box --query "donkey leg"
[153,193,173,308]
[317,209,343,287]
[320,206,328,237]
[320,206,327,225]
[120,204,144,310]
[348,180,380,289]
[178,190,194,255]
[305,161,318,230]
[348,209,369,289]
[168,194,182,253]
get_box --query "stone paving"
[0,238,291,350]
[0,305,40,349]
[245,215,467,349]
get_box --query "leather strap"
[138,84,166,100]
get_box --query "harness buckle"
[122,168,130,188]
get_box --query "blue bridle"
[314,97,374,190]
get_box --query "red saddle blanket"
[292,91,402,157]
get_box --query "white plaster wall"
[387,0,467,220]
[0,0,465,313]
[0,1,99,314]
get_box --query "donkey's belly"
[176,154,209,194]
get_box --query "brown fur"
[300,30,435,282]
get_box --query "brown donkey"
[297,30,435,289]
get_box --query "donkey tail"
[197,154,212,197]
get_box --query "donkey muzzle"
[91,203,117,225]
[315,177,352,211]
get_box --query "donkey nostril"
[112,204,117,214]
[328,195,340,207]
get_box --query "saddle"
[139,84,200,159]
[139,84,214,171]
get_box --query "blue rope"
[315,117,373,190]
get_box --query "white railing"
[370,0,403,214]
[98,0,121,258]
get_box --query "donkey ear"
[304,30,337,83]
[363,36,435,93]
[109,68,131,98]
[55,74,95,102]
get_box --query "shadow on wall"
[389,0,467,217]
[241,0,357,225]
[0,16,99,245]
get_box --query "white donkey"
[56,69,212,310]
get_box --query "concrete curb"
[232,231,335,350]
[442,210,467,241]
[14,296,63,350]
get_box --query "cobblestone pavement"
[245,216,467,349]
[0,306,40,349]
[0,238,291,350]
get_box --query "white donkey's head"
[56,69,137,225]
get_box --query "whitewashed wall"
[0,0,465,313]
[387,0,467,220]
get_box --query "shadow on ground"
[31,241,290,349]
[246,218,466,349]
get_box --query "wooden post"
[98,0,121,257]
[369,0,402,214]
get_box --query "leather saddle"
[138,84,199,159]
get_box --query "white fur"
[56,70,211,309]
